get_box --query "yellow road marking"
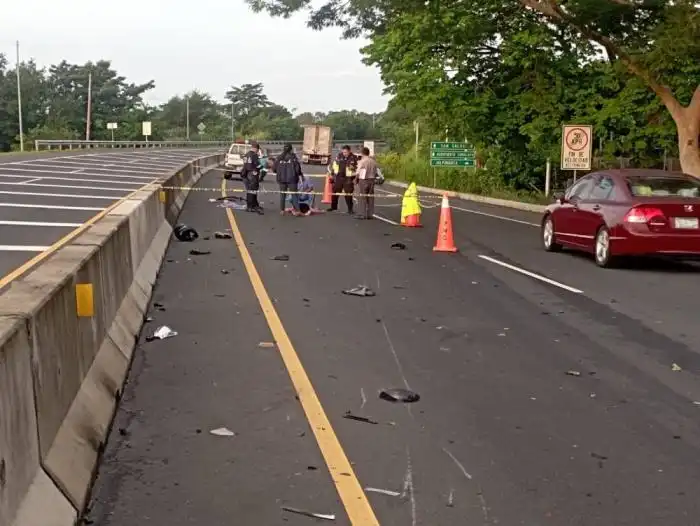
[0,176,163,290]
[221,179,380,525]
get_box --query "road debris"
[153,302,166,311]
[447,489,455,507]
[379,388,421,403]
[565,370,581,377]
[146,326,177,342]
[342,285,376,297]
[281,507,335,521]
[693,401,700,406]
[218,200,247,210]
[173,224,198,242]
[189,248,211,256]
[214,231,233,239]
[343,411,378,424]
[672,363,682,372]
[209,427,235,437]
[391,242,407,250]
[271,254,290,261]
[365,487,401,497]
[258,341,276,348]
[221,269,230,274]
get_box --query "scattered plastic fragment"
[391,242,406,250]
[214,231,233,239]
[210,427,235,437]
[173,224,198,242]
[271,254,290,261]
[693,401,700,406]
[189,248,211,255]
[365,487,401,497]
[343,411,378,424]
[379,388,421,403]
[145,316,154,323]
[565,370,581,377]
[672,363,682,372]
[153,302,166,311]
[447,489,455,507]
[221,269,230,274]
[281,507,335,521]
[146,326,177,341]
[258,342,275,348]
[342,285,376,297]
[219,200,247,210]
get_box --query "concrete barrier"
[0,154,224,526]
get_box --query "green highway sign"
[430,141,476,167]
[430,158,475,167]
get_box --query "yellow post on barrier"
[75,283,94,317]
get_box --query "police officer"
[241,141,264,214]
[328,145,358,214]
[274,143,304,216]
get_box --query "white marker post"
[142,121,152,145]
[107,122,118,144]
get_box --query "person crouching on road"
[241,141,263,214]
[275,142,304,216]
[328,145,358,214]
[355,146,378,220]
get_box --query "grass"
[378,151,551,206]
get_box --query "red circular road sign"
[565,128,589,152]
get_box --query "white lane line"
[374,214,399,225]
[7,162,169,175]
[89,155,182,166]
[0,167,156,180]
[50,158,181,170]
[478,255,583,294]
[18,177,43,184]
[0,182,138,192]
[0,190,121,200]
[0,173,151,184]
[0,202,104,211]
[452,205,539,226]
[0,220,83,227]
[0,245,50,252]
[70,169,85,174]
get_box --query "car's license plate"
[673,217,699,229]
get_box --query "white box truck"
[301,125,333,165]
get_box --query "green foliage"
[0,56,384,151]
[246,0,700,183]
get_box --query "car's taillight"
[624,206,667,226]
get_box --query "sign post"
[142,121,152,144]
[106,122,117,143]
[561,125,593,181]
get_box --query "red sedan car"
[541,169,700,267]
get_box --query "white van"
[223,143,248,179]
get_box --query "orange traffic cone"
[433,194,458,252]
[322,176,333,204]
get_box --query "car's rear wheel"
[223,171,233,180]
[594,227,615,268]
[542,216,562,252]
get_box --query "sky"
[0,0,389,114]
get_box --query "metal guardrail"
[34,139,387,151]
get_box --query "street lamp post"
[16,41,24,152]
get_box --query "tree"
[225,82,272,132]
[246,0,700,177]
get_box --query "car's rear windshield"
[626,176,700,198]
[228,144,247,155]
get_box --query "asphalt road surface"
[0,147,223,280]
[88,168,700,525]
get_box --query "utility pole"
[85,71,92,141]
[16,41,24,152]
[186,97,190,141]
[231,103,234,140]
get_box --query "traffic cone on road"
[400,182,422,227]
[433,194,458,252]
[322,176,333,204]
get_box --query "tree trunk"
[672,102,700,177]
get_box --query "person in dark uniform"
[328,145,358,214]
[274,143,304,216]
[241,141,263,214]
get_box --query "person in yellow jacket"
[328,145,358,214]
